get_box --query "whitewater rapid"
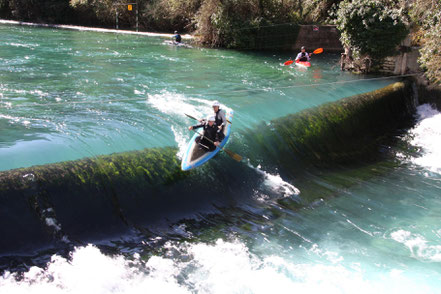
[407,104,441,175]
[2,104,441,294]
[1,238,437,294]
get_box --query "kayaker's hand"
[188,126,193,130]
[214,141,220,146]
[218,125,222,130]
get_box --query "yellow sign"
[128,4,132,11]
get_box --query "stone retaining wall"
[292,25,343,53]
[377,36,421,75]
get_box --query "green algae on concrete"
[0,146,186,194]
[0,80,417,196]
[0,80,421,254]
[242,80,416,167]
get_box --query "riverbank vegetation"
[409,0,441,84]
[332,0,409,60]
[331,0,439,84]
[0,0,337,47]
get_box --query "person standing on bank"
[295,46,312,62]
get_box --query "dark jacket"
[192,122,219,151]
[214,109,227,141]
[174,34,182,43]
[214,109,227,128]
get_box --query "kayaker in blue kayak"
[295,46,311,62]
[173,31,182,44]
[188,116,220,151]
[212,101,227,141]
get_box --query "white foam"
[262,172,300,197]
[0,102,12,109]
[0,87,48,97]
[44,218,61,232]
[0,245,188,294]
[7,42,38,48]
[391,229,441,262]
[0,114,45,127]
[162,41,193,48]
[248,163,300,199]
[147,91,211,119]
[147,91,232,124]
[170,125,189,159]
[0,240,434,294]
[407,104,441,175]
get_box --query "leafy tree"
[0,0,11,18]
[195,0,300,48]
[302,0,343,23]
[333,0,409,60]
[418,9,441,84]
[69,0,116,25]
[141,0,201,32]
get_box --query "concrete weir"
[0,147,188,253]
[0,80,417,254]
[242,80,417,167]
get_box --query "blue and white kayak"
[181,111,233,171]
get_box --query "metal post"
[136,1,139,32]
[116,10,119,30]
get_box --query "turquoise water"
[1,24,441,293]
[0,24,395,171]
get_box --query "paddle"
[192,129,242,162]
[284,48,324,65]
[312,48,324,54]
[185,113,232,124]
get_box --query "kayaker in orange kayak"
[295,46,312,62]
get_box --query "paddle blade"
[284,60,294,66]
[313,48,323,54]
[224,149,242,162]
[185,113,198,121]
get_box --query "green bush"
[2,0,75,23]
[302,0,343,23]
[0,0,333,48]
[141,0,200,33]
[418,9,441,84]
[0,0,11,18]
[333,0,409,60]
[195,0,300,48]
[69,0,116,26]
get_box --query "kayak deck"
[190,145,209,162]
[295,60,311,68]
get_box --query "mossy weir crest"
[0,81,417,254]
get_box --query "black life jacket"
[298,52,308,61]
[202,124,217,142]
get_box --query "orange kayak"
[295,60,311,68]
